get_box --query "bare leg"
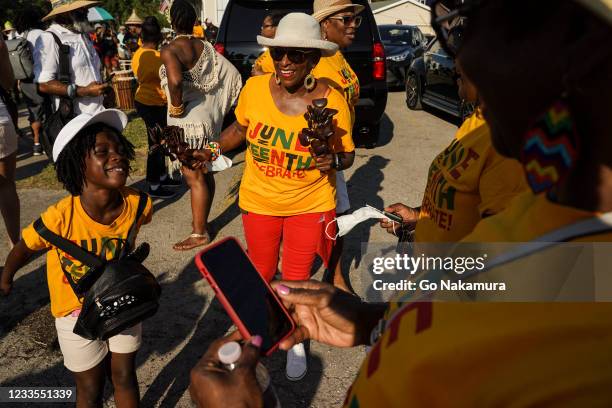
[109,352,139,408]
[31,121,41,145]
[326,236,352,292]
[173,166,214,250]
[0,153,19,247]
[72,360,106,408]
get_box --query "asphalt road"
[0,91,456,407]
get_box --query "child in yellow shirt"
[1,109,153,406]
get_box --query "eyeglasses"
[270,47,315,64]
[327,15,362,28]
[431,0,483,58]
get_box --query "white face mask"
[205,155,232,172]
[326,206,396,239]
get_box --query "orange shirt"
[131,47,166,106]
[21,188,153,317]
[234,74,354,216]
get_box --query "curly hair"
[170,0,197,34]
[55,123,135,196]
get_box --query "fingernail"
[277,284,290,295]
[250,335,263,347]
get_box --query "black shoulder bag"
[40,32,75,162]
[34,192,161,340]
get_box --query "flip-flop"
[173,233,210,251]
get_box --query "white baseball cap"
[53,109,128,162]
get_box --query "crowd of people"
[1,0,612,406]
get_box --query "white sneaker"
[286,343,308,381]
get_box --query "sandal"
[173,232,210,251]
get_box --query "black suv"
[214,0,388,141]
[405,38,472,120]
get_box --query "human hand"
[314,153,334,173]
[189,332,263,408]
[271,280,382,349]
[380,203,419,235]
[78,82,110,97]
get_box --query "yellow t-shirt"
[414,109,527,242]
[346,193,612,407]
[21,188,153,318]
[235,74,354,216]
[131,47,166,106]
[253,49,274,75]
[193,25,205,39]
[254,50,360,123]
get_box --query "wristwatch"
[332,153,341,170]
[66,84,77,99]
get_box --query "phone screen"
[199,239,293,353]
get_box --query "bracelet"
[66,84,77,99]
[168,102,185,117]
[332,153,341,170]
[205,141,221,161]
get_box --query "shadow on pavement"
[343,155,390,286]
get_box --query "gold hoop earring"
[304,74,316,91]
[274,73,281,85]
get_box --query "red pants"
[242,210,336,282]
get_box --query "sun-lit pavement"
[0,91,456,407]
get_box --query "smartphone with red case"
[195,237,296,356]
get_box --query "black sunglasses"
[270,47,316,64]
[327,15,362,28]
[431,0,483,58]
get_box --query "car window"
[379,26,413,45]
[226,0,372,45]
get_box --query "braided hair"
[170,0,197,34]
[55,124,135,196]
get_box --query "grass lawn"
[17,113,149,190]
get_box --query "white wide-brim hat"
[257,13,338,56]
[53,109,128,162]
[312,0,365,22]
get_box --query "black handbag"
[40,32,74,162]
[34,192,161,340]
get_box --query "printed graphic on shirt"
[59,236,126,282]
[246,121,319,180]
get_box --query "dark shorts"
[20,81,45,123]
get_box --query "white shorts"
[55,316,142,373]
[336,170,351,214]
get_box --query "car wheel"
[405,73,422,110]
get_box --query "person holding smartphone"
[188,13,355,381]
[189,0,612,406]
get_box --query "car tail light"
[372,42,386,81]
[214,42,225,55]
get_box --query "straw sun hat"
[257,13,338,56]
[312,0,365,22]
[43,0,100,22]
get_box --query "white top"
[33,24,104,115]
[25,29,44,51]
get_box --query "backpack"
[33,191,162,341]
[40,32,74,161]
[6,36,34,81]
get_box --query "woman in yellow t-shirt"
[190,13,355,381]
[189,2,612,407]
[380,59,526,243]
[132,16,178,199]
